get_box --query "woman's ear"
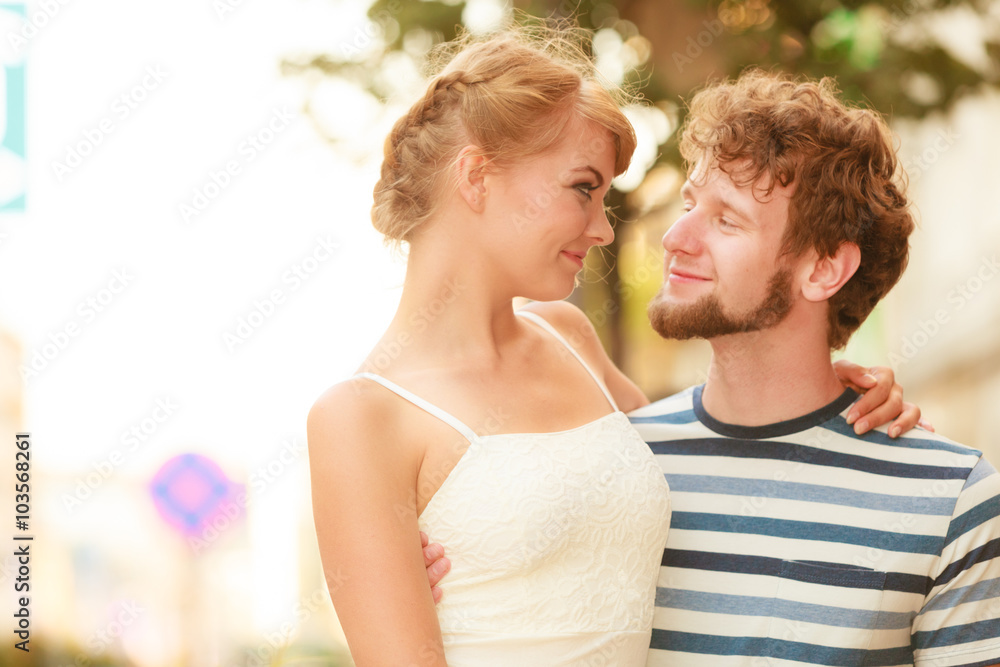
[455,145,487,213]
[800,242,862,302]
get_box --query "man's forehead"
[687,158,794,201]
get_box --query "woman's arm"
[520,301,927,435]
[307,381,447,667]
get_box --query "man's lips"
[667,267,710,284]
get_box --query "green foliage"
[283,0,998,364]
[370,0,467,51]
[287,0,997,158]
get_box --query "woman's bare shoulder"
[517,300,616,380]
[517,300,603,352]
[307,376,404,465]
[518,300,648,412]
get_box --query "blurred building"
[888,89,1000,464]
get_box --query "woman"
[307,27,919,666]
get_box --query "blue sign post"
[150,453,244,549]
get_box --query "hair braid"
[370,27,637,247]
[371,70,481,242]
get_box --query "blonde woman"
[307,27,919,667]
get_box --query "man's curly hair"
[679,68,915,349]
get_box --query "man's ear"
[800,242,861,302]
[455,145,488,213]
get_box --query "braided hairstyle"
[372,27,637,245]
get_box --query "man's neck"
[700,324,847,427]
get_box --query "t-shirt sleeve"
[913,456,1000,666]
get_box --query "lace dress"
[356,311,671,666]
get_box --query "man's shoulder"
[857,420,985,464]
[908,430,1000,502]
[627,386,709,447]
[628,385,699,422]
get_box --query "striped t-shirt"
[630,385,1000,666]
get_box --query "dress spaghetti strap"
[354,372,480,443]
[515,310,619,411]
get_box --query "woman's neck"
[375,239,522,370]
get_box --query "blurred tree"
[283,0,999,364]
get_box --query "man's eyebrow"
[569,166,605,188]
[719,193,756,225]
[680,180,756,225]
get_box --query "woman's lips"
[561,251,585,268]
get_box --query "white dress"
[357,311,671,666]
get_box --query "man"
[631,69,1000,665]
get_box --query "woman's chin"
[520,281,578,303]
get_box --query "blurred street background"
[0,0,997,664]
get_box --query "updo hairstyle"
[371,25,638,244]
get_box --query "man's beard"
[647,268,794,340]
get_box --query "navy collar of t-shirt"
[692,384,860,440]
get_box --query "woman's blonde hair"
[372,24,637,244]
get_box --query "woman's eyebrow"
[569,166,605,188]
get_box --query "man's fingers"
[423,542,444,567]
[428,557,451,588]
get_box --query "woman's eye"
[574,183,596,199]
